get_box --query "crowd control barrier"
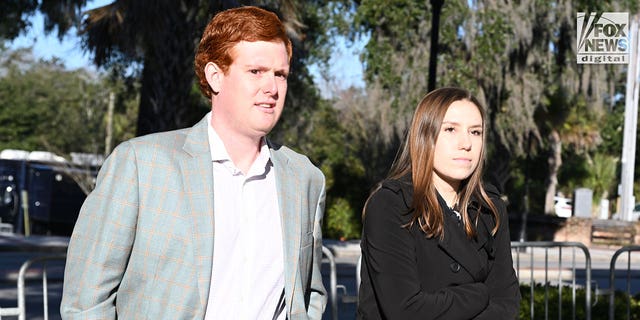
[606,245,640,320]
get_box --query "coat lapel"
[179,116,215,310]
[475,209,495,258]
[397,178,495,281]
[269,142,301,315]
[436,196,490,281]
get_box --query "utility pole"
[620,15,640,221]
[428,0,444,92]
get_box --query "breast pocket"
[301,231,314,249]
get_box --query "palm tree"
[80,0,309,136]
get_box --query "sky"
[8,1,365,91]
[9,1,107,71]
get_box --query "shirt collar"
[207,112,231,162]
[206,112,272,175]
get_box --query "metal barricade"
[511,241,592,320]
[321,245,361,320]
[0,254,66,320]
[355,255,361,295]
[322,246,339,320]
[607,245,640,320]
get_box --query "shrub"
[519,283,640,319]
[324,197,361,240]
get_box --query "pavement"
[2,235,639,286]
[0,234,68,283]
[0,234,69,253]
[0,235,360,280]
[1,234,639,320]
[0,235,365,320]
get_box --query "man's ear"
[204,62,223,94]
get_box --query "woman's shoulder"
[476,182,508,230]
[366,177,414,218]
[482,182,501,199]
[380,176,412,192]
[484,183,507,208]
[377,176,413,200]
[364,179,415,230]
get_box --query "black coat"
[357,177,521,319]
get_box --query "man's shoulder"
[273,144,307,161]
[129,127,190,145]
[110,127,192,161]
[270,143,323,177]
[124,116,207,153]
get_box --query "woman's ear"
[204,62,223,94]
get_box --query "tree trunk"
[135,2,206,136]
[544,130,562,214]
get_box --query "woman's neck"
[433,176,460,208]
[439,190,458,208]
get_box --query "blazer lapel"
[179,116,215,310]
[269,142,301,315]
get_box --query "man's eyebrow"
[243,64,267,69]
[243,64,289,73]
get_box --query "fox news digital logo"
[577,12,629,64]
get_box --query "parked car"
[0,149,99,236]
[554,196,573,217]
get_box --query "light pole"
[620,16,639,221]
[428,0,444,92]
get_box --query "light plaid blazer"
[60,116,327,319]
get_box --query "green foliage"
[0,46,137,156]
[598,103,624,156]
[325,197,361,240]
[584,153,618,200]
[0,0,87,41]
[519,283,640,320]
[6,0,640,239]
[506,152,549,214]
[349,0,640,221]
[556,151,619,204]
[557,151,590,197]
[277,99,367,240]
[353,0,429,92]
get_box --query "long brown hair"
[374,87,500,239]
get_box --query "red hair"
[194,6,293,100]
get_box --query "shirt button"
[450,262,461,273]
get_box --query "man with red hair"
[61,6,327,319]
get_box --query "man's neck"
[210,121,263,175]
[226,137,262,175]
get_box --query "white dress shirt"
[204,113,285,320]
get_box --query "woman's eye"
[471,129,483,136]
[250,69,260,74]
[444,127,455,132]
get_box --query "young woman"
[357,87,521,319]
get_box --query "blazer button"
[450,262,461,273]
